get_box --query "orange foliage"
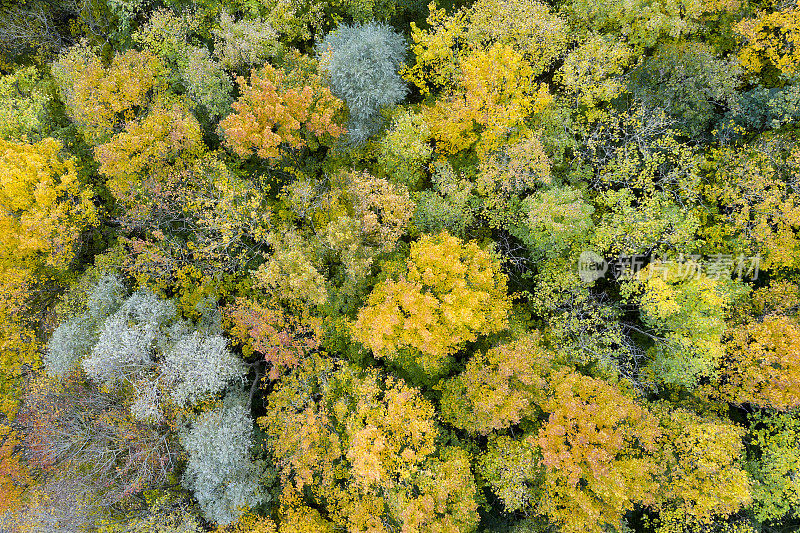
[225,298,321,379]
[720,315,800,410]
[537,371,661,533]
[220,64,345,161]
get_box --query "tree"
[0,137,97,272]
[213,11,281,70]
[52,42,164,144]
[735,6,800,85]
[316,21,408,143]
[403,0,569,95]
[703,137,800,272]
[219,62,345,161]
[512,185,595,259]
[377,109,433,189]
[439,333,554,435]
[621,262,732,390]
[746,411,800,523]
[182,395,267,526]
[478,433,545,514]
[719,315,800,410]
[648,405,751,532]
[82,289,177,386]
[557,34,633,116]
[261,358,480,532]
[163,331,245,407]
[225,298,321,380]
[0,66,51,141]
[0,137,97,416]
[628,42,741,135]
[423,43,551,158]
[181,46,233,120]
[94,97,205,204]
[20,373,179,505]
[353,232,511,383]
[536,371,661,533]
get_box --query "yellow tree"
[648,406,751,533]
[423,43,551,158]
[439,333,554,435]
[52,43,164,144]
[403,0,569,95]
[736,6,800,83]
[261,358,480,532]
[719,315,800,410]
[353,232,511,383]
[0,137,97,417]
[94,97,205,205]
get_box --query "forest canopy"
[0,0,799,531]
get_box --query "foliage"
[747,411,800,523]
[52,43,164,144]
[703,137,800,272]
[479,433,544,514]
[95,98,205,203]
[353,232,511,382]
[163,331,245,407]
[719,315,800,410]
[513,185,595,259]
[181,46,233,120]
[9,0,800,530]
[377,109,433,189]
[225,298,321,379]
[621,262,731,390]
[220,63,345,161]
[439,333,553,435]
[213,11,280,70]
[261,359,480,532]
[629,42,741,135]
[649,406,751,532]
[423,43,551,158]
[20,373,179,505]
[0,137,97,416]
[182,396,267,526]
[403,0,569,95]
[735,6,800,84]
[536,371,661,533]
[0,66,51,141]
[557,34,634,113]
[0,137,97,272]
[317,21,408,143]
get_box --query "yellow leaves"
[536,371,661,533]
[704,141,800,271]
[403,0,569,94]
[720,315,800,410]
[439,333,553,435]
[255,230,328,308]
[263,362,478,532]
[557,34,634,114]
[52,43,164,144]
[0,425,30,512]
[220,64,345,161]
[95,97,205,205]
[0,138,97,270]
[423,43,551,158]
[353,232,510,382]
[735,7,800,80]
[403,3,465,95]
[650,406,751,531]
